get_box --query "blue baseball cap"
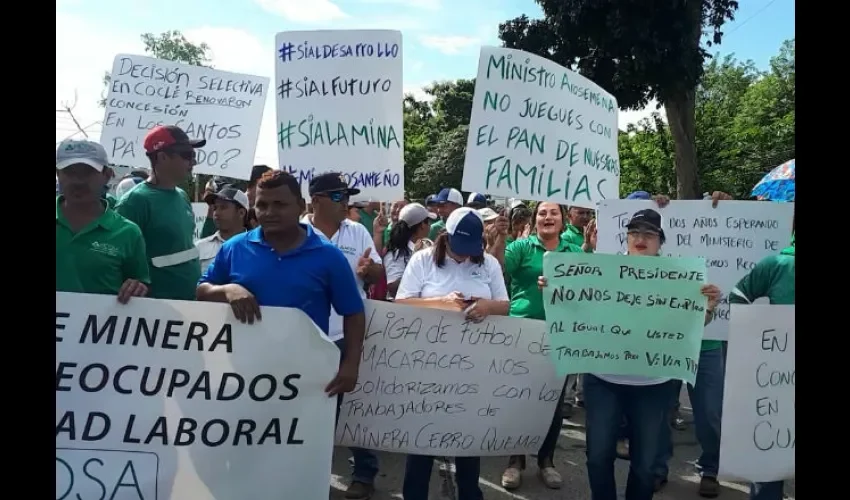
[626,190,651,200]
[435,187,464,205]
[445,207,485,257]
[467,192,487,206]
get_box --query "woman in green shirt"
[492,201,592,491]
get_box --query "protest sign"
[596,200,794,340]
[274,30,404,201]
[100,54,269,180]
[335,300,564,456]
[192,203,208,241]
[720,305,795,482]
[461,47,619,209]
[56,292,338,500]
[541,253,707,384]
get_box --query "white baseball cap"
[399,203,438,226]
[477,207,499,222]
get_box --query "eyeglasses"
[627,229,660,239]
[318,190,349,203]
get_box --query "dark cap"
[626,209,664,237]
[250,165,273,185]
[308,172,361,197]
[144,125,206,153]
[204,185,249,210]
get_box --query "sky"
[56,0,796,167]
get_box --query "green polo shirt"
[561,224,584,247]
[504,235,584,320]
[358,209,377,235]
[116,182,200,301]
[56,197,150,295]
[104,193,118,209]
[428,219,446,240]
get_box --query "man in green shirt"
[357,201,380,235]
[730,238,794,500]
[561,206,594,246]
[56,139,150,303]
[116,125,205,301]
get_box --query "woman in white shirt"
[395,207,510,500]
[383,203,436,298]
[539,208,721,500]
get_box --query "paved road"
[330,408,795,500]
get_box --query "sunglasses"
[318,190,349,203]
[165,148,196,161]
[627,229,660,239]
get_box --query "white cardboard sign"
[719,305,795,482]
[274,30,404,201]
[100,54,269,180]
[192,202,209,241]
[335,300,565,456]
[462,47,620,209]
[596,200,794,340]
[56,292,338,500]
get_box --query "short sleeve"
[395,251,427,299]
[503,239,525,275]
[199,241,232,286]
[122,224,151,285]
[484,255,510,301]
[115,191,149,232]
[729,255,776,305]
[383,251,407,283]
[327,247,366,316]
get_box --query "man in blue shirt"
[196,170,365,396]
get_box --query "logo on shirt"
[91,241,120,257]
[470,270,482,279]
[337,244,357,256]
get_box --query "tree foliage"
[618,39,795,199]
[497,0,739,199]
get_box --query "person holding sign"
[490,202,590,491]
[116,125,205,300]
[540,208,721,500]
[55,139,150,303]
[729,238,795,500]
[395,207,509,500]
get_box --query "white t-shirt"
[302,216,382,341]
[383,241,416,283]
[396,247,509,301]
[195,232,226,273]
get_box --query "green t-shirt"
[561,224,584,247]
[56,197,150,295]
[383,223,392,247]
[504,235,584,320]
[104,193,118,209]
[116,182,200,301]
[428,219,446,240]
[358,209,376,235]
[200,216,216,239]
[729,247,795,307]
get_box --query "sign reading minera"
[100,54,269,181]
[274,31,404,201]
[462,47,620,209]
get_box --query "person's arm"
[328,249,367,367]
[122,224,151,285]
[728,256,776,305]
[196,244,236,301]
[393,252,457,310]
[383,251,405,297]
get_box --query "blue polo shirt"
[199,224,364,335]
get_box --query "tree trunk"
[665,90,701,199]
